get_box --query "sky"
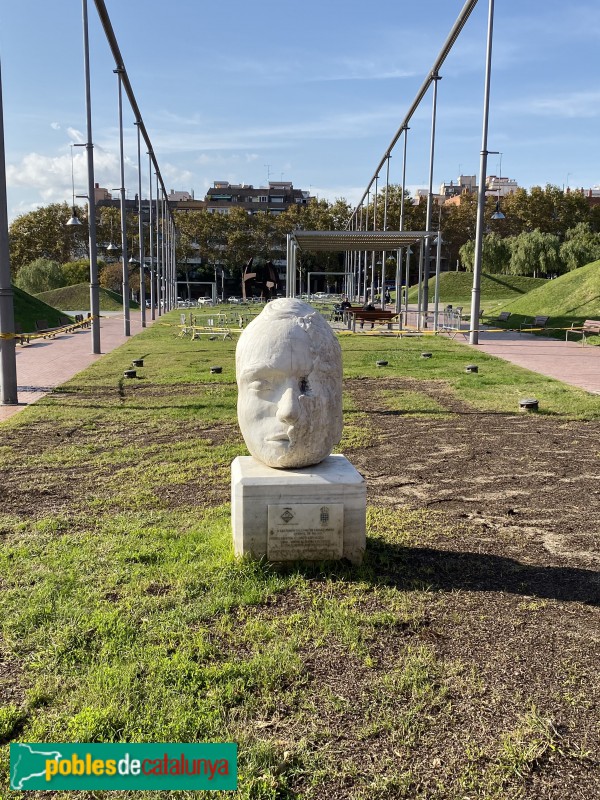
[1,0,599,221]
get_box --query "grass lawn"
[1,309,599,799]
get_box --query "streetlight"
[491,198,505,220]
[114,66,130,337]
[470,0,497,346]
[66,145,82,227]
[0,57,18,405]
[76,0,102,353]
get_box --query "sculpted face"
[236,299,343,468]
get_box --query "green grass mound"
[36,282,140,312]
[12,285,70,332]
[407,272,545,311]
[484,260,600,339]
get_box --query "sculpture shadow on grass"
[362,540,600,606]
[282,542,600,607]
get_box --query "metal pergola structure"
[287,229,438,327]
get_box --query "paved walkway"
[468,327,600,395]
[0,312,155,423]
[2,310,599,425]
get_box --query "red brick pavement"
[0,312,154,423]
[469,328,600,395]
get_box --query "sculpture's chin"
[250,443,331,470]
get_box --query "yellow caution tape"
[0,318,93,341]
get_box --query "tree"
[508,229,560,277]
[559,222,600,272]
[62,259,91,286]
[99,262,125,293]
[458,232,510,274]
[9,203,88,273]
[14,258,64,295]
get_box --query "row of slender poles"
[346,0,495,343]
[0,0,179,404]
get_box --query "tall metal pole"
[148,153,155,320]
[82,0,101,353]
[396,126,409,315]
[363,194,370,303]
[0,59,18,405]
[162,193,167,309]
[470,0,496,345]
[423,73,441,327]
[169,217,175,309]
[155,175,162,316]
[381,156,390,309]
[404,246,411,324]
[433,229,442,331]
[115,69,130,336]
[370,176,378,302]
[136,122,145,326]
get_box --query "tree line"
[8,185,600,296]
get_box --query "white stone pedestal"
[231,455,366,564]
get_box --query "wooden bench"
[493,311,511,323]
[566,319,600,345]
[349,309,399,332]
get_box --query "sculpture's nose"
[276,386,300,424]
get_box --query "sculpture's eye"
[299,377,309,394]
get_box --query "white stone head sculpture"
[236,298,343,469]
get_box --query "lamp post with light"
[470,0,497,346]
[66,145,82,228]
[80,0,101,354]
[0,58,18,405]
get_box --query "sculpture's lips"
[267,432,291,443]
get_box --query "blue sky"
[1,0,599,221]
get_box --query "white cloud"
[160,162,194,188]
[50,122,61,131]
[67,127,85,144]
[501,91,600,119]
[147,105,406,156]
[6,148,124,206]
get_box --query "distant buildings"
[418,173,520,207]
[200,181,311,215]
[94,180,312,217]
[485,175,518,197]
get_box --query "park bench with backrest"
[348,308,399,332]
[565,319,600,345]
[493,311,511,323]
[520,315,549,333]
[34,319,61,338]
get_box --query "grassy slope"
[483,260,600,338]
[501,259,600,318]
[407,272,545,311]
[12,285,70,331]
[36,282,140,312]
